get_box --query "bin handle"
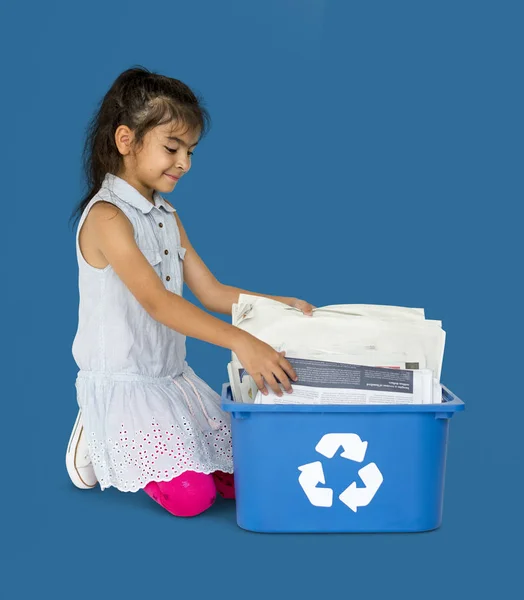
[435,384,464,419]
[441,384,463,405]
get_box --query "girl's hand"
[289,298,315,316]
[233,333,298,397]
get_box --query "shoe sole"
[66,411,97,489]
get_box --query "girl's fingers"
[252,372,268,396]
[279,355,298,382]
[274,366,292,393]
[263,372,283,397]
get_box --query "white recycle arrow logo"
[298,461,333,507]
[298,433,384,513]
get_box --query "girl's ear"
[115,125,134,156]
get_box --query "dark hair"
[70,66,211,228]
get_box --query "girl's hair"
[70,66,211,228]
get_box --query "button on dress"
[72,173,233,492]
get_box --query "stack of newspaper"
[227,294,446,405]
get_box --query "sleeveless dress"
[72,173,233,492]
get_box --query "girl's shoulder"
[84,187,136,222]
[87,198,125,222]
[79,189,137,241]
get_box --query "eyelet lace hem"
[97,464,235,493]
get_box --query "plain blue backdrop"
[1,0,522,597]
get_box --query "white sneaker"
[66,409,98,489]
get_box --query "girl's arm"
[90,202,298,396]
[175,213,312,315]
[203,284,296,314]
[91,202,242,349]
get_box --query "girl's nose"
[176,154,191,172]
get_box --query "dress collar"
[101,173,176,214]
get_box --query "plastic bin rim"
[220,383,465,414]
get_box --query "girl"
[66,66,314,518]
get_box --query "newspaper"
[251,357,439,405]
[227,346,426,405]
[231,295,446,382]
[233,296,427,325]
[227,361,259,404]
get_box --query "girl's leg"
[143,471,217,517]
[212,470,235,499]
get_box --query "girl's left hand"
[289,298,315,316]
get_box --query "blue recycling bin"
[221,384,464,533]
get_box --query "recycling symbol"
[298,433,384,512]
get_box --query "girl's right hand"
[232,333,298,397]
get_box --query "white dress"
[72,173,233,492]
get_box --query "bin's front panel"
[230,410,450,533]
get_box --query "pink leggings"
[143,470,235,517]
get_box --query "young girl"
[66,66,314,517]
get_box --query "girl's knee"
[144,471,217,517]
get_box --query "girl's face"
[116,121,200,200]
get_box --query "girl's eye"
[165,146,194,157]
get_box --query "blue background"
[1,0,522,597]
